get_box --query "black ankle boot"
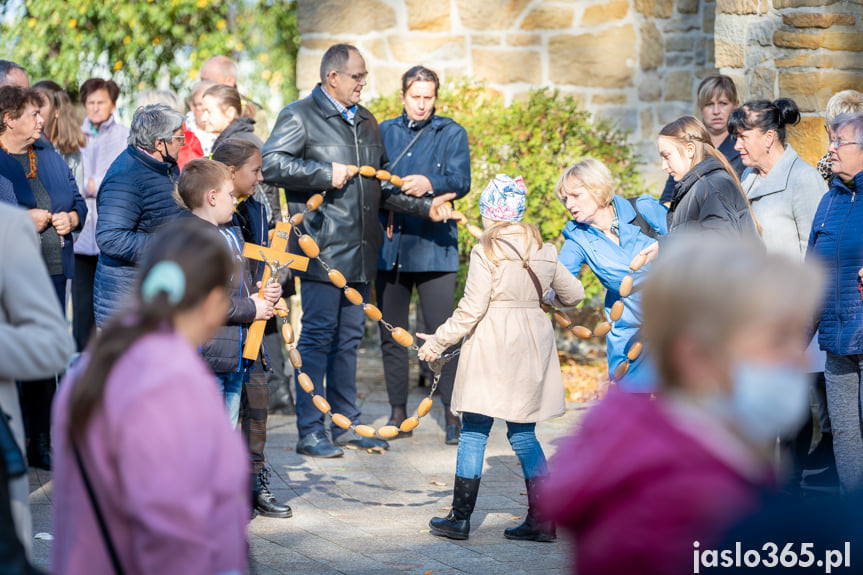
[27,433,51,471]
[504,476,556,542]
[429,475,480,540]
[252,468,292,518]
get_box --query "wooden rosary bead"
[609,300,625,322]
[298,234,320,258]
[297,372,314,393]
[359,165,376,177]
[363,303,382,321]
[390,327,414,347]
[375,169,391,181]
[627,341,643,361]
[594,321,612,337]
[389,175,403,187]
[451,210,467,224]
[630,253,647,272]
[332,413,352,429]
[289,348,302,369]
[281,322,294,345]
[553,309,572,328]
[328,269,347,289]
[346,165,359,177]
[400,417,420,432]
[614,361,630,379]
[289,212,304,226]
[312,395,331,414]
[571,325,593,339]
[306,193,324,211]
[355,424,376,438]
[417,397,433,417]
[619,275,634,298]
[344,287,364,305]
[378,425,400,439]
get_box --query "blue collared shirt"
[321,88,357,125]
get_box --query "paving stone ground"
[28,342,592,574]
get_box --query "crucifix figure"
[242,221,309,360]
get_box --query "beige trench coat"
[424,226,585,423]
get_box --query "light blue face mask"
[728,361,811,445]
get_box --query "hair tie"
[142,261,186,304]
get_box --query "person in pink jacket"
[540,234,824,575]
[52,218,249,575]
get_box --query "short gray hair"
[830,111,863,146]
[0,60,26,86]
[128,104,185,152]
[319,44,359,84]
[825,91,863,126]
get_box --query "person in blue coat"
[94,104,185,327]
[376,66,471,444]
[807,111,863,495]
[555,158,667,393]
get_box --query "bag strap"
[627,197,660,240]
[495,237,544,303]
[388,124,429,172]
[73,443,126,575]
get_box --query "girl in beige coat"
[418,174,585,542]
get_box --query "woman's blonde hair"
[659,116,761,234]
[553,157,614,208]
[825,90,863,126]
[481,221,543,266]
[641,233,823,389]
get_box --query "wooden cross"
[241,221,309,360]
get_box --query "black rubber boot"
[504,477,556,542]
[429,475,480,540]
[27,433,51,471]
[252,468,292,518]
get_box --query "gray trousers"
[825,352,863,494]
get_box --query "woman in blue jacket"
[0,85,87,470]
[94,104,185,327]
[376,66,471,444]
[807,111,863,494]
[555,158,667,392]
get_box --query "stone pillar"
[715,0,863,165]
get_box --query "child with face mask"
[540,233,823,575]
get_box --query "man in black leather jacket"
[262,44,455,458]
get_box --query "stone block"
[773,0,838,7]
[507,33,542,47]
[666,52,695,67]
[369,65,405,98]
[298,0,396,35]
[773,30,823,50]
[788,116,829,167]
[750,21,778,47]
[823,32,863,52]
[695,37,707,65]
[472,48,542,84]
[666,35,695,52]
[472,34,502,46]
[664,70,694,101]
[716,0,760,14]
[638,74,663,101]
[388,35,465,63]
[715,39,745,67]
[775,54,816,68]
[749,66,776,100]
[582,0,629,26]
[634,0,674,18]
[406,0,451,32]
[678,0,699,13]
[359,38,388,60]
[300,38,337,51]
[706,38,715,65]
[593,93,629,105]
[777,71,862,112]
[520,5,574,29]
[703,2,716,33]
[549,26,637,88]
[296,49,322,92]
[641,107,656,140]
[783,13,855,29]
[456,0,531,30]
[640,22,664,71]
[664,19,701,33]
[657,102,693,124]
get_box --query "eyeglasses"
[829,139,861,149]
[167,135,186,145]
[336,70,368,82]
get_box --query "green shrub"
[366,80,648,305]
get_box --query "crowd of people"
[1,42,862,573]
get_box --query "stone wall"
[296,0,719,188]
[715,0,863,166]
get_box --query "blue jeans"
[215,370,244,428]
[455,412,549,480]
[294,279,369,438]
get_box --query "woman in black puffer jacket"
[657,115,760,237]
